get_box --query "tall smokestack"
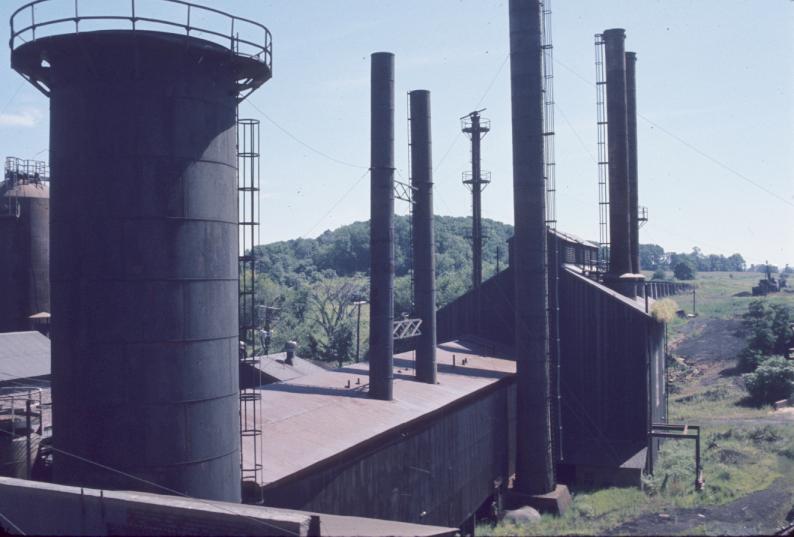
[509,0,555,495]
[369,52,395,401]
[409,90,437,385]
[626,51,641,275]
[603,29,637,297]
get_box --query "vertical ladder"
[406,93,415,314]
[238,118,263,496]
[541,0,557,231]
[541,0,563,463]
[594,34,610,275]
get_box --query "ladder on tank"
[238,118,263,497]
[594,34,610,276]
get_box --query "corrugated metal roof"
[0,331,51,383]
[245,338,515,487]
[256,353,328,383]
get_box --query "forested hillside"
[251,215,513,362]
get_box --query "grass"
[480,271,794,536]
[480,423,794,536]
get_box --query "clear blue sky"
[1,0,792,267]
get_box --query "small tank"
[0,157,50,332]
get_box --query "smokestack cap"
[603,28,626,38]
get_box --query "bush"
[742,356,794,404]
[737,348,769,373]
[741,300,793,356]
[673,262,696,280]
[651,299,678,323]
[652,268,667,281]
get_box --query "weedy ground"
[479,271,794,536]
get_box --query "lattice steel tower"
[461,110,491,290]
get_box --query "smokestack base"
[505,485,572,515]
[604,272,645,299]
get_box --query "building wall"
[436,254,667,477]
[558,269,665,467]
[261,380,515,528]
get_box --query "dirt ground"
[611,313,794,535]
[606,478,794,536]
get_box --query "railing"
[9,0,272,70]
[5,156,49,184]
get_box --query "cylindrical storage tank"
[0,181,50,332]
[12,25,271,502]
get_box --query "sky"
[1,0,792,267]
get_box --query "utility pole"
[462,110,491,290]
[352,300,368,363]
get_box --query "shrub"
[743,301,791,355]
[673,262,695,280]
[651,299,678,323]
[742,356,794,405]
[737,348,769,373]
[652,268,667,281]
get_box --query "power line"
[636,113,794,208]
[553,56,793,209]
[0,81,25,118]
[0,510,26,535]
[301,168,369,238]
[245,100,367,170]
[0,426,301,537]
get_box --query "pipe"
[603,29,632,280]
[369,52,395,401]
[285,340,297,366]
[626,51,640,275]
[409,90,437,385]
[509,0,555,495]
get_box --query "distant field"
[482,271,794,536]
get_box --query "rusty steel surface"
[509,0,554,496]
[603,28,632,278]
[242,338,515,488]
[369,52,396,401]
[9,24,274,501]
[409,89,438,385]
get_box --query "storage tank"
[10,2,272,502]
[0,158,50,332]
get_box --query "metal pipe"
[509,0,555,495]
[369,52,395,401]
[409,89,437,385]
[625,51,640,275]
[26,399,32,479]
[603,29,632,279]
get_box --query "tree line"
[250,215,513,363]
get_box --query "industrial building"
[0,0,695,535]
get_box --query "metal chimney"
[409,90,437,385]
[603,29,639,297]
[626,51,641,275]
[369,52,395,401]
[285,340,297,366]
[509,0,555,495]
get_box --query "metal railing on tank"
[9,0,272,72]
[4,157,49,185]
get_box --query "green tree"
[639,244,666,270]
[673,261,695,280]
